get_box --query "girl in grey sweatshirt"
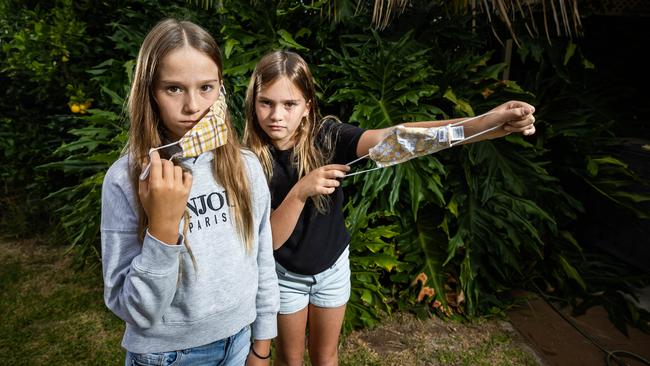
[101,18,279,365]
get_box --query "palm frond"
[365,0,583,44]
[462,0,583,45]
[371,0,410,30]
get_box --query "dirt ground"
[342,292,650,366]
[339,312,541,365]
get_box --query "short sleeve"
[317,118,365,164]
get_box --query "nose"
[270,105,283,121]
[183,91,201,115]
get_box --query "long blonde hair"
[243,50,332,213]
[126,18,254,254]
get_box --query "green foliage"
[0,0,90,235]
[1,0,87,90]
[346,211,401,331]
[39,108,126,266]
[325,30,444,127]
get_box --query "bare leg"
[274,306,309,366]
[307,304,347,366]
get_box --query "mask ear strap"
[139,141,181,180]
[344,165,383,178]
[346,154,370,166]
[344,150,381,178]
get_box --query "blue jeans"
[125,325,250,366]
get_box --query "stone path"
[508,290,650,366]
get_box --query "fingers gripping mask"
[346,111,500,177]
[139,85,229,180]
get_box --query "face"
[255,76,310,150]
[154,46,221,141]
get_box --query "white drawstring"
[346,154,370,167]
[344,165,384,177]
[139,141,181,180]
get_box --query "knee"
[309,349,339,366]
[275,350,305,366]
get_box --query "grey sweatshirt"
[101,150,279,354]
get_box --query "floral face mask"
[346,111,500,177]
[139,85,228,180]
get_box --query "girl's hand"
[292,164,350,201]
[488,101,536,137]
[138,150,193,244]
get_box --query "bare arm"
[356,100,536,158]
[269,164,350,249]
[269,188,307,250]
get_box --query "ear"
[302,100,311,118]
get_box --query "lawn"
[0,238,540,365]
[0,238,124,365]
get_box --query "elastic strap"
[250,344,271,359]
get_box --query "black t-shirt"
[270,119,365,275]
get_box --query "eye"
[258,100,272,107]
[166,86,182,94]
[284,102,297,108]
[200,84,215,93]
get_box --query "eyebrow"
[158,79,220,85]
[256,95,302,103]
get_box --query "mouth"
[267,125,285,131]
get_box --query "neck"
[272,139,295,151]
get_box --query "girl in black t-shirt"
[243,50,536,365]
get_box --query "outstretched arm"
[355,100,536,158]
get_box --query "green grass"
[0,239,124,366]
[431,333,538,366]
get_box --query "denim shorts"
[276,246,351,314]
[125,325,250,366]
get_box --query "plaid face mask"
[346,111,500,177]
[139,85,228,180]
